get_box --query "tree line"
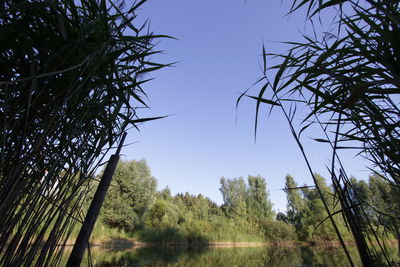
[94,159,399,247]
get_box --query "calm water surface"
[63,245,399,266]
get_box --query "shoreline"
[54,237,399,249]
[73,239,364,249]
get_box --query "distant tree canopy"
[220,175,274,220]
[94,166,299,243]
[284,174,349,241]
[101,160,157,232]
[220,177,248,217]
[285,175,305,232]
[89,159,400,245]
[282,173,400,245]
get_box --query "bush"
[261,220,297,242]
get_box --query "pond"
[60,244,399,267]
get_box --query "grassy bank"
[84,220,265,247]
[73,222,383,249]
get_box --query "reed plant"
[240,0,399,266]
[0,0,168,265]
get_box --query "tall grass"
[240,0,400,266]
[0,0,168,265]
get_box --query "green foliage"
[276,212,288,223]
[285,175,305,232]
[283,175,352,242]
[138,227,187,245]
[157,187,174,202]
[284,172,400,252]
[247,175,274,220]
[145,198,183,229]
[241,0,400,264]
[93,161,398,247]
[220,175,274,220]
[142,191,264,244]
[220,177,248,217]
[366,175,400,237]
[174,192,221,220]
[260,220,297,242]
[101,160,157,232]
[93,163,400,247]
[0,0,167,265]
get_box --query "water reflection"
[70,244,399,267]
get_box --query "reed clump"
[241,0,400,266]
[0,0,168,265]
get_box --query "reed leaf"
[0,0,168,265]
[240,0,400,265]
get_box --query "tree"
[158,186,174,202]
[220,176,274,220]
[284,175,350,241]
[302,176,337,241]
[219,177,247,217]
[348,177,373,228]
[145,198,182,229]
[101,160,157,232]
[284,175,304,230]
[175,193,220,220]
[276,212,288,223]
[368,175,400,249]
[247,175,274,220]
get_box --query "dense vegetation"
[1,0,398,265]
[0,0,167,265]
[242,0,400,265]
[94,160,291,244]
[93,159,399,249]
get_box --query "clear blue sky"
[122,0,371,213]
